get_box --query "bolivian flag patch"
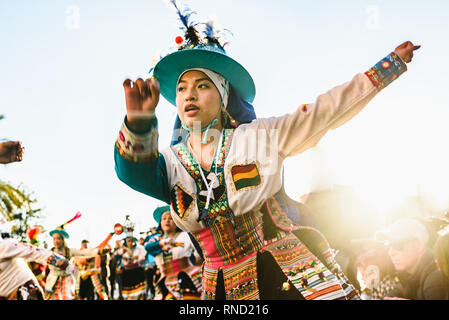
[231,163,261,191]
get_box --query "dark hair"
[226,85,256,124]
[123,236,137,248]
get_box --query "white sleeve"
[258,51,408,160]
[70,247,99,257]
[0,239,56,266]
[257,73,378,159]
[137,245,147,261]
[178,232,194,251]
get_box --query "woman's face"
[161,211,176,234]
[52,233,64,249]
[176,70,223,129]
[125,237,134,248]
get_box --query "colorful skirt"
[158,257,202,300]
[122,266,146,300]
[191,209,360,300]
[91,273,109,300]
[47,275,75,300]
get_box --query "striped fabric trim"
[189,269,203,295]
[164,264,203,299]
[170,129,234,180]
[192,212,265,300]
[181,293,202,300]
[171,129,235,226]
[122,282,147,300]
[161,257,191,276]
[235,212,264,253]
[192,212,263,267]
[46,253,64,267]
[215,129,234,168]
[116,118,159,163]
[91,274,108,300]
[201,253,260,300]
[364,51,407,91]
[50,276,74,300]
[224,254,259,300]
[201,266,219,300]
[170,142,199,179]
[263,234,359,300]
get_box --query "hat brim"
[50,229,69,239]
[154,47,255,106]
[350,237,384,248]
[375,229,403,242]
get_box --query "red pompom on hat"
[175,36,184,45]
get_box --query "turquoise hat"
[48,212,82,240]
[151,1,255,107]
[154,44,255,107]
[49,227,69,239]
[153,205,171,226]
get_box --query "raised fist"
[395,41,421,63]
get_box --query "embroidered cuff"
[365,52,407,91]
[116,116,159,162]
[46,253,64,267]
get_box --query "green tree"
[0,182,44,241]
[1,114,44,241]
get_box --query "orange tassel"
[96,233,113,249]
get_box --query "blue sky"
[1,0,449,247]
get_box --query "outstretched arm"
[259,41,420,159]
[0,239,67,269]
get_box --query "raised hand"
[395,41,421,63]
[0,141,24,164]
[123,77,160,133]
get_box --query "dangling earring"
[222,108,238,128]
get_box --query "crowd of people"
[344,215,449,300]
[0,202,204,300]
[1,136,449,301]
[1,0,447,301]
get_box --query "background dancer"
[0,219,69,300]
[145,206,202,300]
[114,1,420,300]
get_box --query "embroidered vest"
[170,129,359,300]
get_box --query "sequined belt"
[161,257,192,276]
[191,211,264,268]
